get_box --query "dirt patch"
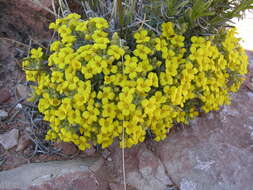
[0,0,65,171]
[0,0,51,41]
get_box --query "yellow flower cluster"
[22,13,248,150]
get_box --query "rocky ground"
[0,1,253,190]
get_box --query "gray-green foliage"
[142,0,253,36]
[76,0,253,37]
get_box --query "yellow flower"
[107,45,125,60]
[93,38,110,50]
[141,97,157,115]
[66,13,81,20]
[78,136,90,151]
[50,41,61,52]
[154,37,167,51]
[68,109,82,124]
[99,118,114,133]
[50,98,61,107]
[51,71,64,83]
[38,98,50,113]
[81,64,95,79]
[137,78,151,93]
[25,71,38,82]
[97,87,115,103]
[170,35,185,47]
[90,17,109,29]
[58,25,72,36]
[124,60,138,79]
[73,93,88,107]
[55,107,67,120]
[82,107,100,123]
[61,96,71,105]
[117,101,136,116]
[31,48,43,59]
[92,30,108,40]
[147,72,158,87]
[160,72,173,86]
[49,22,58,30]
[22,60,30,68]
[62,35,76,44]
[119,88,135,103]
[76,21,88,32]
[165,60,178,77]
[133,45,152,60]
[102,103,117,118]
[137,60,153,73]
[70,60,81,70]
[161,22,175,38]
[134,29,150,43]
[90,56,107,73]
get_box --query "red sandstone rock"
[109,183,125,190]
[0,129,19,150]
[109,144,173,190]
[153,87,253,190]
[17,0,52,12]
[0,0,51,44]
[85,145,96,156]
[16,132,31,152]
[0,159,100,190]
[0,88,11,104]
[54,142,78,156]
[16,84,30,99]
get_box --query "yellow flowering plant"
[22,13,248,150]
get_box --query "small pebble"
[246,82,253,92]
[102,149,110,159]
[0,110,8,120]
[15,103,22,109]
[0,88,11,103]
[16,84,29,99]
[0,128,19,150]
[16,133,31,152]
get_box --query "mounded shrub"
[22,13,248,150]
